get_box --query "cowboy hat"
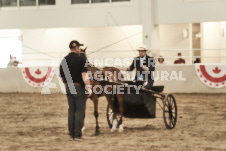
[136,44,149,51]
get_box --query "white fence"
[1,65,226,93]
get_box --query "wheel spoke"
[172,105,175,110]
[167,97,171,105]
[168,99,171,106]
[163,95,177,129]
[109,113,113,120]
[169,112,172,127]
[171,118,175,127]
[170,97,172,106]
[172,115,176,127]
[165,101,169,108]
[169,98,172,108]
[171,100,174,108]
[172,114,175,119]
[167,101,171,111]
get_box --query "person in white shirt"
[126,45,155,89]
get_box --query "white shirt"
[137,55,149,81]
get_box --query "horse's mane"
[80,49,123,82]
[86,61,100,73]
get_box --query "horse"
[80,48,124,135]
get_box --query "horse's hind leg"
[82,113,86,132]
[105,95,117,132]
[93,98,100,136]
[117,94,124,132]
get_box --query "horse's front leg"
[93,98,100,136]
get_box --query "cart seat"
[150,86,164,92]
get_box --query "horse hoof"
[95,131,100,136]
[82,126,86,132]
[111,128,117,132]
[118,124,124,132]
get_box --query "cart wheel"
[163,94,177,129]
[106,104,121,129]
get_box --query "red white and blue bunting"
[195,64,226,88]
[21,67,55,87]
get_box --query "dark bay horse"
[80,48,124,135]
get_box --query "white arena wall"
[0,0,141,29]
[154,0,226,24]
[202,22,226,63]
[20,25,142,67]
[1,65,226,93]
[157,23,192,64]
[0,0,226,29]
[1,0,226,66]
[5,22,225,67]
[157,22,226,64]
[1,0,226,94]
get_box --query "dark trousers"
[65,84,87,138]
[146,80,154,87]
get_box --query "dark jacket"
[128,55,155,82]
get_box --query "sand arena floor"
[0,93,225,151]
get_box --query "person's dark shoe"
[69,136,75,141]
[69,133,75,141]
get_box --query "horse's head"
[80,47,87,59]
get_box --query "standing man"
[127,45,155,89]
[59,40,92,140]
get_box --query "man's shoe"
[69,135,75,141]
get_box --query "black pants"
[65,84,87,138]
[147,80,154,87]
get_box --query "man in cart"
[126,44,155,90]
